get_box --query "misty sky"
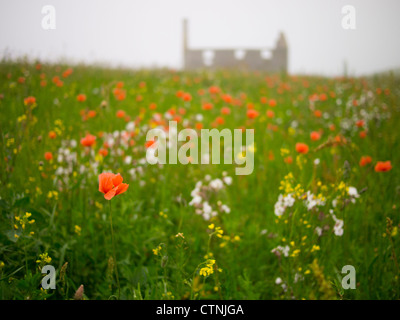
[0,0,399,76]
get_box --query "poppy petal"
[99,172,114,194]
[112,173,123,187]
[104,188,117,200]
[115,183,129,196]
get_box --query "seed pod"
[73,284,84,300]
[161,255,168,268]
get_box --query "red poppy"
[48,131,57,139]
[116,110,126,118]
[319,93,327,101]
[375,161,392,172]
[62,68,73,78]
[98,148,108,157]
[77,94,86,102]
[295,143,309,154]
[182,93,192,102]
[209,86,220,94]
[24,96,36,106]
[359,131,367,139]
[44,152,53,161]
[98,172,129,200]
[356,120,364,128]
[247,109,259,119]
[266,110,275,118]
[222,94,232,104]
[145,140,156,149]
[221,107,231,115]
[116,81,124,89]
[359,156,372,167]
[139,81,146,89]
[87,110,97,118]
[215,116,225,125]
[260,97,267,104]
[268,99,277,107]
[202,103,213,110]
[284,156,293,164]
[310,131,321,141]
[80,134,96,147]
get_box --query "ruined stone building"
[182,19,288,73]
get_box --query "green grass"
[0,59,399,300]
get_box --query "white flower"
[195,181,202,189]
[223,176,233,185]
[275,277,283,285]
[283,194,295,207]
[271,245,290,257]
[274,193,295,216]
[126,121,135,132]
[221,204,230,214]
[202,202,212,215]
[189,195,202,206]
[304,191,325,211]
[124,156,132,165]
[348,186,360,203]
[334,220,344,236]
[203,213,210,221]
[331,212,344,236]
[209,178,224,190]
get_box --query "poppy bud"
[74,284,84,300]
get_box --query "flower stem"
[109,201,121,299]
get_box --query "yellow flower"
[36,253,52,268]
[74,225,82,236]
[152,245,162,256]
[291,249,301,257]
[199,259,216,277]
[311,245,320,252]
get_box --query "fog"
[1,0,399,76]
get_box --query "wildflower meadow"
[0,60,399,300]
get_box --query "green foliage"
[0,59,399,300]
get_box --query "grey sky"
[0,0,399,76]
